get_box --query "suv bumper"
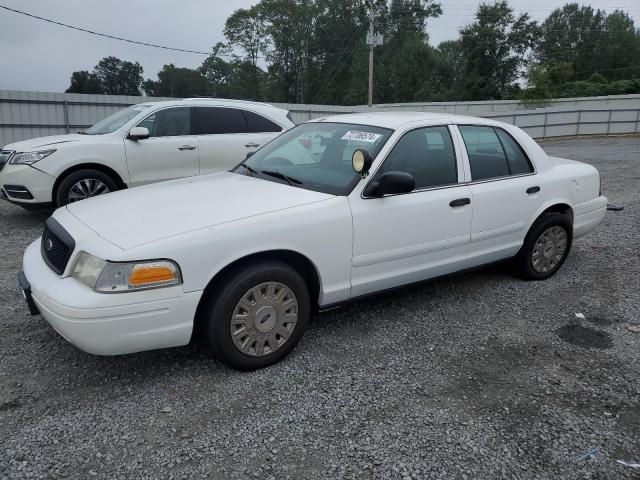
[0,164,56,205]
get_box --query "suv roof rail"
[181,97,278,109]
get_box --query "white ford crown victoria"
[19,112,607,370]
[0,98,293,208]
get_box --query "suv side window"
[377,126,458,189]
[459,125,533,180]
[192,107,247,135]
[139,107,191,137]
[244,110,282,133]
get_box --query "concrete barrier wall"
[1,89,639,146]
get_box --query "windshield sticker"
[341,131,382,143]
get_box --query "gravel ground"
[1,135,639,479]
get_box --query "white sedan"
[19,112,607,370]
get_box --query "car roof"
[137,98,289,115]
[311,111,502,130]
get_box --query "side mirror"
[127,127,150,141]
[365,171,416,197]
[245,151,256,159]
[352,149,373,175]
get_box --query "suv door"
[349,125,473,297]
[124,107,199,186]
[456,125,543,267]
[193,107,283,175]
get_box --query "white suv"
[0,99,294,208]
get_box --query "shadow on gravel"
[556,324,613,349]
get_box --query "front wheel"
[514,212,573,280]
[55,169,118,207]
[201,261,311,371]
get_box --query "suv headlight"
[10,149,56,165]
[72,251,182,293]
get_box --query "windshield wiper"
[261,170,303,186]
[239,162,258,176]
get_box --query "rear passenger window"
[192,107,247,135]
[244,111,282,133]
[378,126,458,189]
[495,129,533,175]
[459,126,510,180]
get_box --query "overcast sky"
[0,0,638,93]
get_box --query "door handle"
[526,186,541,194]
[245,143,261,148]
[449,198,471,208]
[178,145,196,151]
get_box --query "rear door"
[456,125,543,266]
[193,107,283,175]
[124,107,199,186]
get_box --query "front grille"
[0,150,14,172]
[41,218,75,275]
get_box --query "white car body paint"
[21,112,607,356]
[0,99,293,206]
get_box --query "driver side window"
[137,107,191,137]
[377,126,458,190]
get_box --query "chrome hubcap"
[230,282,298,357]
[68,179,110,203]
[532,226,567,273]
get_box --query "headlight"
[71,252,182,293]
[10,149,56,165]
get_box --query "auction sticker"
[341,131,382,143]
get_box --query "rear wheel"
[201,261,310,371]
[55,169,118,207]
[514,212,573,280]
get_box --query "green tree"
[433,40,465,100]
[459,1,539,100]
[142,64,208,97]
[257,0,317,103]
[65,70,104,94]
[94,57,144,96]
[224,7,269,99]
[377,0,442,103]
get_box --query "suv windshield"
[232,122,393,195]
[85,105,151,135]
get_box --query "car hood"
[3,134,88,152]
[65,172,334,250]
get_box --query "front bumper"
[0,164,56,204]
[22,240,202,356]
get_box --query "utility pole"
[367,0,375,107]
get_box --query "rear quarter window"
[244,111,282,133]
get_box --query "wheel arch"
[52,163,128,200]
[192,249,322,336]
[529,201,574,230]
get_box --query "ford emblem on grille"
[45,239,54,252]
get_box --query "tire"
[54,169,119,207]
[201,261,311,371]
[514,212,573,280]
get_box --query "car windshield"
[85,105,151,135]
[232,122,393,195]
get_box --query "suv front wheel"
[55,169,118,207]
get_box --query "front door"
[350,125,473,297]
[125,107,199,186]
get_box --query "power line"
[0,4,224,57]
